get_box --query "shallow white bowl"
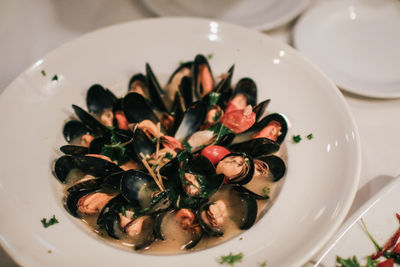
[0,18,361,267]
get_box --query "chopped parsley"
[239,237,243,241]
[101,127,130,165]
[307,133,314,140]
[219,252,243,266]
[207,53,214,60]
[336,256,378,267]
[259,261,267,267]
[262,186,270,195]
[208,92,221,107]
[121,206,126,217]
[51,75,58,81]
[292,135,302,143]
[213,110,222,122]
[41,70,46,76]
[41,215,59,228]
[163,152,173,160]
[209,123,232,144]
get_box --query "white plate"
[312,177,400,266]
[0,18,361,267]
[142,0,310,31]
[293,0,400,99]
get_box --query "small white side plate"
[142,0,310,31]
[294,0,400,99]
[312,177,400,266]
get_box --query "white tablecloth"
[1,0,399,266]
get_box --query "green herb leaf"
[213,109,222,122]
[219,252,243,266]
[121,206,126,217]
[41,70,46,76]
[307,133,313,140]
[209,123,232,144]
[360,218,382,252]
[164,152,173,160]
[365,257,378,267]
[52,75,58,81]
[179,60,185,66]
[292,135,302,144]
[336,256,361,267]
[259,261,267,267]
[207,53,214,60]
[208,92,221,107]
[41,215,59,228]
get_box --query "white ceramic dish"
[293,0,400,99]
[0,18,361,267]
[312,177,400,266]
[142,0,310,31]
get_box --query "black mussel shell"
[145,63,168,112]
[232,185,270,200]
[72,105,111,138]
[88,137,109,154]
[215,65,234,109]
[60,145,88,156]
[120,170,157,208]
[74,155,123,177]
[174,101,207,141]
[251,113,288,144]
[63,120,92,143]
[128,127,156,159]
[64,186,102,218]
[197,202,224,237]
[187,154,215,176]
[252,99,271,122]
[166,62,193,106]
[122,92,159,124]
[129,216,156,250]
[54,155,77,183]
[146,189,174,214]
[97,194,129,238]
[128,73,147,96]
[179,76,193,109]
[86,84,116,116]
[155,209,203,250]
[236,193,257,230]
[192,54,215,100]
[228,138,280,158]
[231,77,257,107]
[256,155,286,182]
[216,152,254,185]
[66,178,105,193]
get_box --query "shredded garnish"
[307,133,313,140]
[52,74,58,81]
[139,152,164,191]
[41,70,46,76]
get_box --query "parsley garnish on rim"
[52,75,58,81]
[307,133,314,140]
[41,215,59,228]
[41,70,46,76]
[207,53,214,60]
[219,252,243,266]
[292,135,302,143]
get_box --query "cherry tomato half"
[378,259,394,267]
[201,145,230,165]
[221,105,256,134]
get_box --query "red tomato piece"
[393,242,400,254]
[221,105,256,134]
[201,145,230,165]
[378,258,394,267]
[115,111,129,130]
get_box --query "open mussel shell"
[72,105,111,139]
[192,54,215,100]
[252,99,271,122]
[54,155,77,183]
[251,113,288,144]
[64,186,102,218]
[155,209,203,250]
[166,62,193,106]
[120,170,158,208]
[63,120,92,144]
[216,152,254,185]
[197,202,224,237]
[86,84,117,116]
[231,77,257,107]
[228,138,280,158]
[127,127,156,159]
[215,64,234,109]
[179,76,193,109]
[60,145,88,156]
[122,92,159,124]
[97,194,129,238]
[231,185,270,200]
[174,101,207,141]
[146,189,174,214]
[66,177,105,193]
[145,63,168,113]
[256,155,286,182]
[128,73,148,96]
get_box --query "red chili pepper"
[221,105,256,134]
[201,145,230,165]
[377,258,394,267]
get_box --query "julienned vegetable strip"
[370,213,400,260]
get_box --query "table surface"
[1,0,399,266]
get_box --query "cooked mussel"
[192,54,214,100]
[215,153,254,185]
[63,120,93,146]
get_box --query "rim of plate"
[293,0,400,99]
[142,0,311,31]
[0,17,361,267]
